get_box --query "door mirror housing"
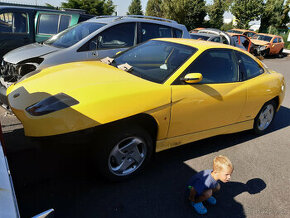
[181,73,203,84]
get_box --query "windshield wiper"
[100,57,115,65]
[117,63,133,72]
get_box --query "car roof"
[0,5,87,14]
[84,15,182,26]
[255,33,281,37]
[190,32,218,37]
[152,38,242,51]
[231,28,256,33]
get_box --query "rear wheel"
[95,124,153,181]
[253,101,276,135]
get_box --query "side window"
[173,28,182,38]
[212,37,221,42]
[236,51,264,80]
[240,36,249,50]
[221,36,229,44]
[140,23,172,42]
[38,14,59,34]
[273,38,278,43]
[232,35,239,44]
[59,15,71,32]
[278,38,282,43]
[97,23,135,49]
[183,49,239,83]
[0,12,28,33]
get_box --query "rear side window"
[97,23,136,49]
[236,51,264,80]
[173,28,182,38]
[183,49,239,83]
[278,38,283,43]
[38,14,59,34]
[59,15,71,32]
[222,36,229,44]
[140,23,172,42]
[212,37,221,42]
[0,12,28,33]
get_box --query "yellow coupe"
[7,38,285,179]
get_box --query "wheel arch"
[123,113,159,146]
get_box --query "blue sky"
[3,0,232,18]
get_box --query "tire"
[262,48,269,57]
[253,100,276,135]
[94,124,153,181]
[277,49,284,58]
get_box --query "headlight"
[26,93,79,116]
[259,45,267,51]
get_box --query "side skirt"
[155,119,254,152]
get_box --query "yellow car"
[7,38,285,180]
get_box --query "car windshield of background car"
[252,34,272,42]
[113,40,197,84]
[45,22,106,48]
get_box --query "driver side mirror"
[181,73,203,84]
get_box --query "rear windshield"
[190,34,210,40]
[227,30,243,34]
[252,34,272,42]
[45,22,105,48]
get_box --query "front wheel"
[253,101,276,135]
[95,124,153,181]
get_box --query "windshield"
[45,22,105,48]
[190,34,210,40]
[227,29,243,34]
[252,34,272,42]
[112,40,197,84]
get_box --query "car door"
[0,8,34,58]
[277,37,284,52]
[35,12,72,42]
[234,50,271,119]
[271,37,280,54]
[168,49,247,137]
[77,22,137,60]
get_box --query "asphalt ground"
[1,55,290,218]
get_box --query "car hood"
[8,61,170,112]
[250,39,269,46]
[8,61,171,136]
[3,43,60,64]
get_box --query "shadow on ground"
[4,106,290,218]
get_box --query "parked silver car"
[0,15,190,105]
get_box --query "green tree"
[259,0,285,33]
[146,0,163,17]
[161,0,206,30]
[279,0,290,28]
[45,3,57,9]
[231,0,263,29]
[61,0,115,15]
[207,0,228,29]
[127,0,143,15]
